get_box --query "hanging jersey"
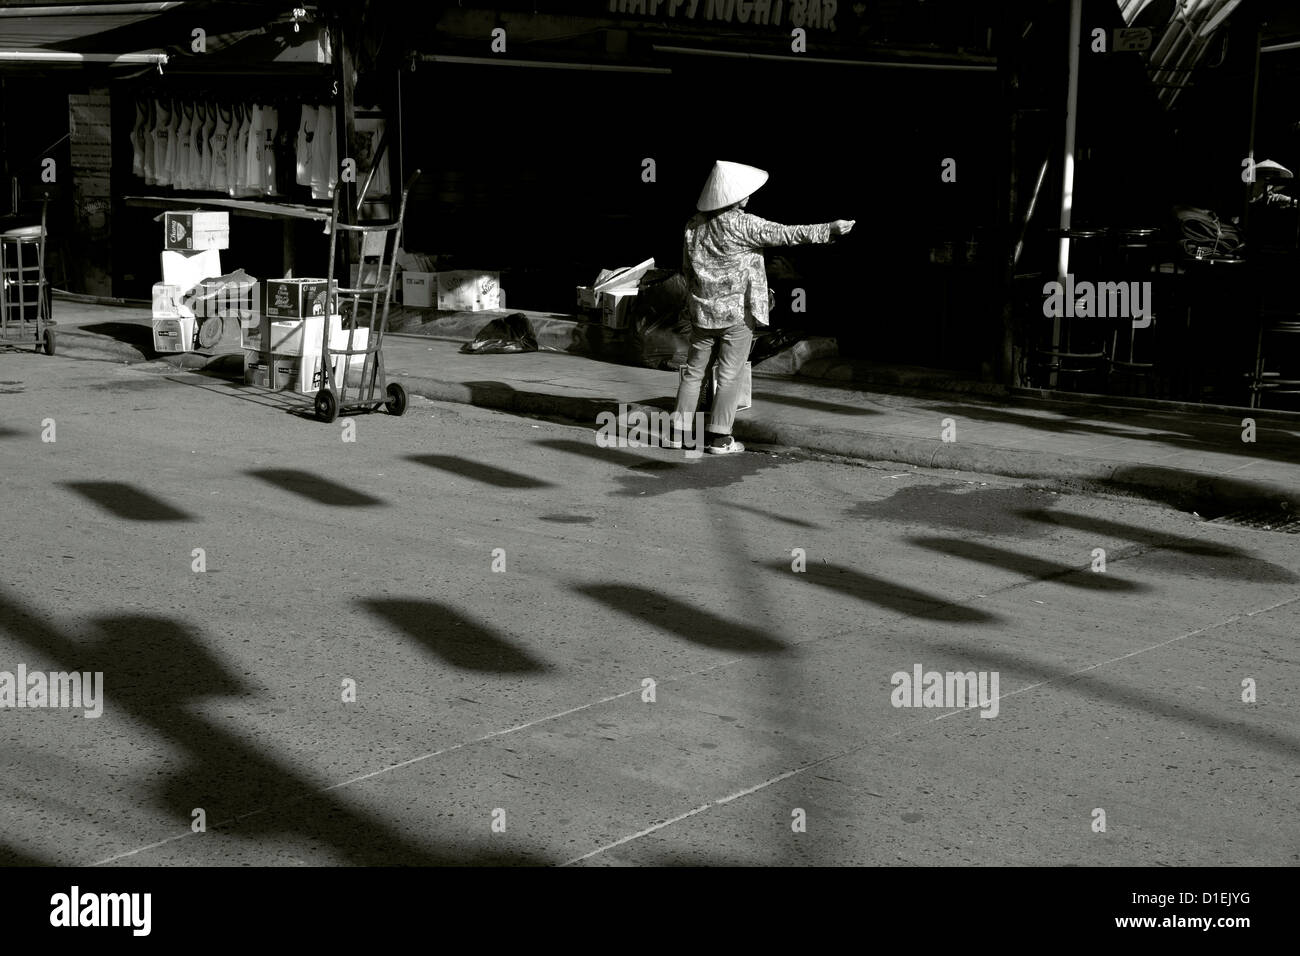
[142,98,157,185]
[199,100,217,190]
[173,101,192,190]
[243,103,265,196]
[227,103,244,198]
[261,106,279,197]
[210,103,232,193]
[297,104,317,187]
[162,99,180,187]
[132,99,147,179]
[151,99,172,187]
[311,105,335,200]
[189,101,206,191]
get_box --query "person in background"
[668,160,854,455]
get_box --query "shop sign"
[606,0,838,32]
[1112,27,1153,52]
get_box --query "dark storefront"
[5,1,1299,408]
[395,0,1003,372]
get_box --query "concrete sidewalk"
[27,296,1300,516]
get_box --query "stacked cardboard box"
[242,312,354,394]
[153,211,230,353]
[402,270,501,311]
[150,283,196,353]
[163,211,230,251]
[576,258,653,329]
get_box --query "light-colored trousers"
[673,318,753,435]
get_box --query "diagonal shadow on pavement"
[0,589,548,866]
[574,583,787,654]
[63,481,192,522]
[763,560,1002,624]
[361,598,552,674]
[907,537,1151,593]
[247,469,386,507]
[406,453,553,489]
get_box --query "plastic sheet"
[460,312,538,354]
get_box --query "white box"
[242,315,343,356]
[402,271,433,308]
[164,211,230,251]
[302,353,345,392]
[152,314,196,353]
[436,270,499,312]
[599,288,638,330]
[151,282,196,352]
[330,327,371,381]
[161,248,222,292]
[243,351,343,393]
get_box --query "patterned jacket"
[682,206,833,329]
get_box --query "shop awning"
[0,0,322,71]
[1117,0,1247,109]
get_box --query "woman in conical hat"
[667,161,854,455]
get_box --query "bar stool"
[1177,253,1248,402]
[1107,227,1164,395]
[1033,226,1108,390]
[1247,251,1300,409]
[0,202,54,355]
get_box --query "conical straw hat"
[696,161,769,211]
[1255,159,1294,181]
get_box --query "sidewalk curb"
[392,371,1300,516]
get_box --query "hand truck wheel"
[385,381,408,417]
[314,387,339,423]
[42,329,55,356]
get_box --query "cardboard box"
[243,354,300,390]
[436,270,499,312]
[164,211,230,251]
[577,286,599,310]
[152,315,196,353]
[243,352,343,393]
[599,289,638,330]
[264,278,330,319]
[402,271,433,308]
[241,315,344,356]
[151,282,195,353]
[160,249,222,292]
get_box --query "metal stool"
[1248,312,1300,409]
[1107,227,1164,394]
[0,208,54,355]
[1033,227,1108,389]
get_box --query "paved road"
[0,351,1296,866]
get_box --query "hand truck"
[312,170,421,423]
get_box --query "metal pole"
[0,51,167,66]
[1242,24,1262,235]
[1052,0,1084,388]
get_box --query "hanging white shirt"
[311,104,335,200]
[151,98,172,186]
[210,102,232,193]
[297,104,317,187]
[261,106,280,197]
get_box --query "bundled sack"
[460,312,538,354]
[627,270,692,370]
[1173,205,1244,259]
[187,268,257,348]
